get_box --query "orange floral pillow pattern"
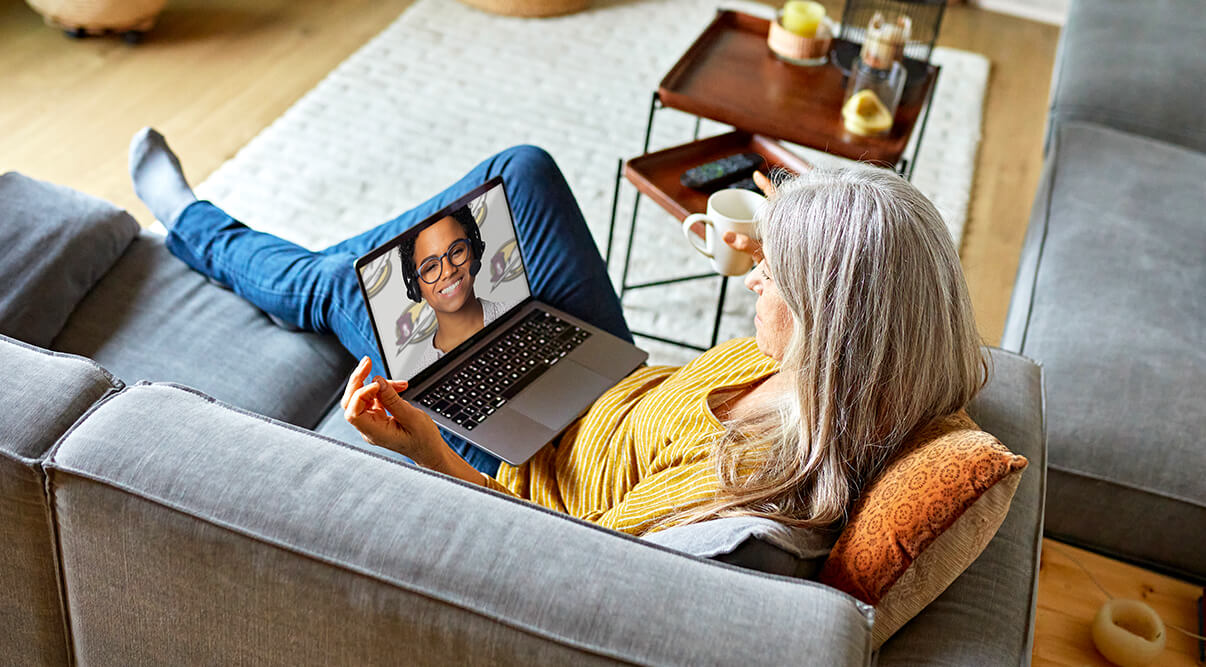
[818,410,1028,640]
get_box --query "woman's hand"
[722,171,775,263]
[342,357,446,467]
[752,170,777,198]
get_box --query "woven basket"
[456,0,590,18]
[25,0,167,32]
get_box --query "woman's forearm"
[417,445,487,486]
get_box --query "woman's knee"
[496,144,561,180]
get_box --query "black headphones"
[401,205,485,303]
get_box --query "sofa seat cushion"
[1048,0,1206,154]
[1003,121,1206,579]
[46,383,874,665]
[51,231,356,430]
[0,335,123,666]
[0,172,140,347]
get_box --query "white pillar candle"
[1091,599,1167,667]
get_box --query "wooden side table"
[608,9,941,351]
[652,10,939,174]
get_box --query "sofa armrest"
[46,383,874,665]
[0,173,139,347]
[0,335,124,666]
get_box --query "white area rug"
[196,0,989,365]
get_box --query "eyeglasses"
[418,238,472,284]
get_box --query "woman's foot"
[129,127,197,227]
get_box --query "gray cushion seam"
[1043,9,1073,153]
[0,334,125,390]
[1017,125,1059,355]
[116,382,868,600]
[41,385,129,473]
[0,447,45,468]
[1046,16,1069,116]
[1047,463,1205,509]
[1052,107,1206,143]
[1022,362,1048,662]
[42,458,76,663]
[983,346,1028,365]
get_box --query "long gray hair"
[666,166,987,531]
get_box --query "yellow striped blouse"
[480,337,779,535]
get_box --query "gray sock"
[129,127,197,227]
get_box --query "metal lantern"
[831,0,946,82]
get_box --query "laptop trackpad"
[508,360,611,429]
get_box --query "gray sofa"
[1002,0,1205,582]
[1,170,1045,664]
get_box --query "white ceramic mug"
[681,189,766,276]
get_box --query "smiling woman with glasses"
[398,205,508,369]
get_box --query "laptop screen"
[355,177,532,381]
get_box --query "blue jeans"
[165,145,632,477]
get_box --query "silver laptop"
[354,176,647,465]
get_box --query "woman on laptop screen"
[399,206,507,369]
[130,129,987,552]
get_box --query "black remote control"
[727,176,763,195]
[680,152,766,192]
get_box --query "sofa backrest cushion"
[0,335,123,666]
[46,383,874,666]
[0,173,140,347]
[1048,0,1206,154]
[51,231,355,431]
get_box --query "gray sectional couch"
[0,164,1046,664]
[1003,0,1206,582]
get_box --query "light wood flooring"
[0,0,1201,664]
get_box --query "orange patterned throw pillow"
[818,410,1028,647]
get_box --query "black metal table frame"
[605,82,937,352]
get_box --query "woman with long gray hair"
[662,168,987,532]
[130,131,986,542]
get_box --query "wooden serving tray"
[625,131,813,237]
[657,10,938,166]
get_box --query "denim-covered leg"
[166,201,380,366]
[322,145,631,342]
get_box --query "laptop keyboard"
[416,310,592,431]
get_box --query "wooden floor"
[1,0,1200,664]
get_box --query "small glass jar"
[843,58,906,135]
